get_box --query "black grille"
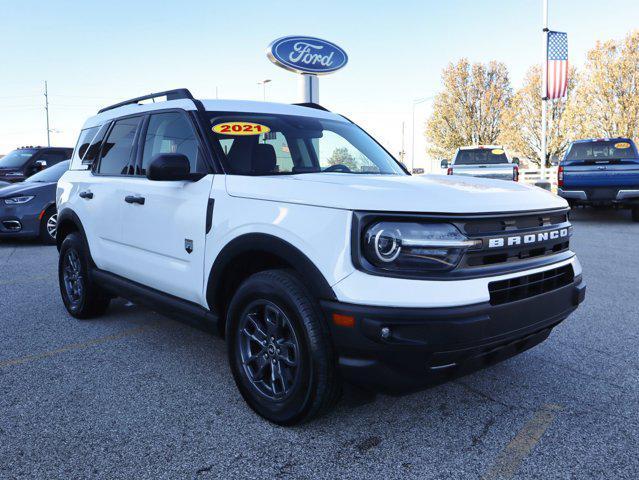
[462,212,568,236]
[488,265,574,305]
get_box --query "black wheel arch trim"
[206,233,337,314]
[55,208,90,253]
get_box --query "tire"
[39,207,58,245]
[226,269,341,425]
[58,232,111,319]
[632,206,639,222]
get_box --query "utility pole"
[399,121,406,165]
[538,0,551,189]
[411,97,431,174]
[44,81,51,147]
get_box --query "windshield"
[564,140,638,162]
[0,149,36,168]
[454,148,509,165]
[207,113,406,176]
[25,160,70,183]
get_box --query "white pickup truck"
[443,146,519,181]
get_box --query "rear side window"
[97,117,142,175]
[140,112,205,175]
[454,149,509,165]
[70,127,99,169]
[38,150,69,166]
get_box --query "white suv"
[56,89,585,425]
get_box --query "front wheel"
[226,270,341,425]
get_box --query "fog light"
[380,327,391,339]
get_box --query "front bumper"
[0,207,42,238]
[321,278,585,392]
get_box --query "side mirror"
[512,157,520,166]
[34,160,48,171]
[440,159,449,169]
[147,154,191,181]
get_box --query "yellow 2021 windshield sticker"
[212,122,270,136]
[491,149,505,155]
[614,142,631,149]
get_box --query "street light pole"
[258,79,271,101]
[44,81,50,147]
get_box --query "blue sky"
[2,0,638,170]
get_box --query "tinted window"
[83,124,110,166]
[141,112,203,175]
[72,127,99,165]
[454,148,509,165]
[0,149,36,168]
[565,140,637,162]
[208,113,405,176]
[39,150,69,165]
[25,160,70,183]
[98,117,142,175]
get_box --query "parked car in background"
[0,146,73,183]
[442,146,519,181]
[558,138,639,221]
[0,160,70,244]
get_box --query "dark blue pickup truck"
[558,138,639,221]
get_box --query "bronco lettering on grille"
[487,228,569,248]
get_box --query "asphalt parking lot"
[0,207,637,480]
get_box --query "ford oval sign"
[267,36,348,75]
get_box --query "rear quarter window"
[70,126,100,170]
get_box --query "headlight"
[4,196,35,205]
[362,221,480,273]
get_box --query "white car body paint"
[57,97,575,312]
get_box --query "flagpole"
[539,0,550,190]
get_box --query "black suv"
[0,146,73,183]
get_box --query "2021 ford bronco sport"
[56,89,586,425]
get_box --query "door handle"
[79,191,93,199]
[124,195,145,205]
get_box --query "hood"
[0,181,55,199]
[226,173,567,214]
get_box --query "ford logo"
[267,36,348,75]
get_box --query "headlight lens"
[362,221,480,273]
[4,195,35,205]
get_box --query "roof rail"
[98,88,195,114]
[293,102,330,112]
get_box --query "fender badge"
[185,239,193,254]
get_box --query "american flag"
[546,31,569,99]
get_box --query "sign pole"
[299,74,319,103]
[538,0,550,189]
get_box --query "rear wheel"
[632,206,639,222]
[226,269,341,425]
[58,232,111,319]
[39,208,57,245]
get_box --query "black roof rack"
[293,102,330,112]
[98,88,195,114]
